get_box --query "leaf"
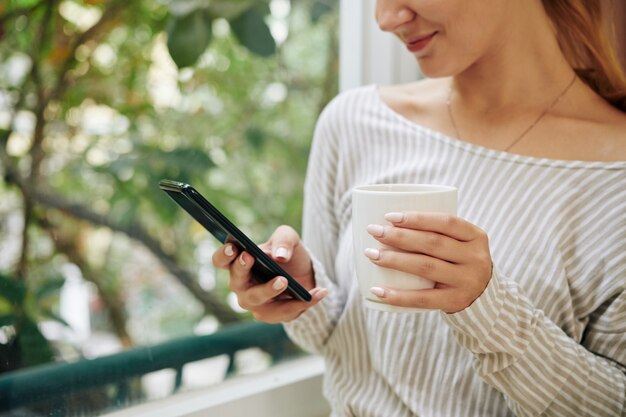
[11,0,40,8]
[40,309,71,328]
[205,0,255,20]
[168,0,254,20]
[0,298,13,314]
[0,274,26,306]
[18,319,54,367]
[151,146,215,176]
[245,126,265,150]
[34,277,66,303]
[311,1,333,24]
[229,7,276,57]
[166,9,213,68]
[0,314,18,327]
[0,128,10,143]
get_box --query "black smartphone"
[159,179,312,302]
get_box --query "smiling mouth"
[405,32,437,53]
[406,32,437,44]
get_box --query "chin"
[415,62,451,79]
[414,55,460,79]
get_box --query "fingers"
[228,251,256,292]
[260,225,315,285]
[367,224,466,263]
[212,226,323,323]
[214,223,301,269]
[364,248,460,286]
[217,238,326,322]
[364,246,490,307]
[237,275,290,309]
[250,288,329,323]
[385,211,483,242]
[260,225,301,262]
[226,249,327,320]
[212,243,239,269]
[233,255,327,317]
[213,243,254,292]
[363,212,493,312]
[369,287,472,314]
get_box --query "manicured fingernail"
[370,287,386,298]
[224,244,234,257]
[367,224,385,237]
[273,277,286,290]
[239,254,246,266]
[274,247,288,260]
[314,288,328,300]
[384,212,404,223]
[364,248,380,260]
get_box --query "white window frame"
[339,0,421,91]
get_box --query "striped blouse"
[283,85,626,417]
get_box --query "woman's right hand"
[212,225,328,323]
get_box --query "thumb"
[266,225,301,262]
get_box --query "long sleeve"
[282,98,348,354]
[444,268,626,416]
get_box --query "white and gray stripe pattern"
[284,85,626,417]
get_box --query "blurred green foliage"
[0,0,338,369]
[0,273,67,372]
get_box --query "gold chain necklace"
[446,73,577,152]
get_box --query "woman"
[213,0,626,415]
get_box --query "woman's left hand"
[365,211,493,314]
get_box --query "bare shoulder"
[600,110,626,160]
[378,78,446,111]
[377,78,450,130]
[569,96,626,161]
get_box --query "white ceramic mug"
[352,184,457,312]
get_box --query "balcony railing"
[103,355,328,417]
[0,321,300,416]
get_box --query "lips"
[405,31,437,53]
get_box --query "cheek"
[446,25,488,58]
[424,17,499,75]
[416,27,481,77]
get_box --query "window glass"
[0,0,338,415]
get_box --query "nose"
[376,2,416,32]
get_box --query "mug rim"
[353,183,457,194]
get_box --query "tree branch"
[2,107,29,280]
[10,173,241,324]
[0,1,46,26]
[15,0,57,279]
[47,0,126,106]
[37,216,134,347]
[16,197,32,280]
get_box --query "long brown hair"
[542,0,626,111]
